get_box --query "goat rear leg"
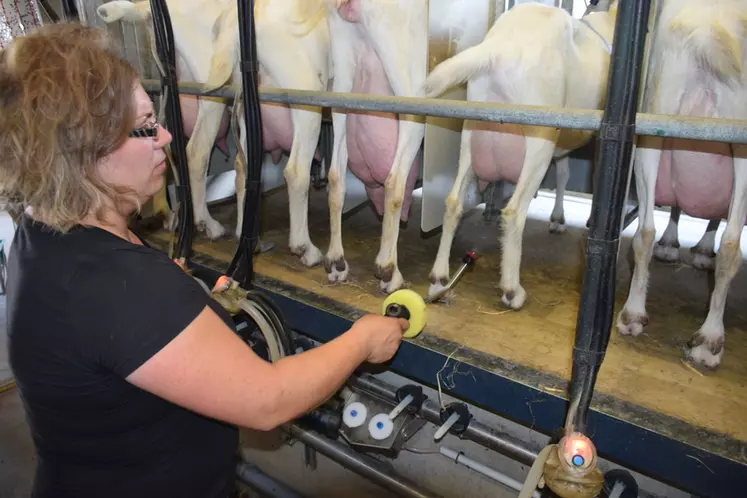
[549,155,570,234]
[285,106,323,267]
[366,2,427,294]
[500,130,558,309]
[323,16,356,283]
[617,141,661,336]
[428,127,475,301]
[686,147,747,368]
[187,99,228,240]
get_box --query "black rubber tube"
[148,0,194,262]
[61,0,77,20]
[568,0,651,433]
[227,0,264,287]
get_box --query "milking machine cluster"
[143,0,648,495]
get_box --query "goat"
[421,1,618,308]
[617,0,747,368]
[322,0,428,294]
[98,0,331,268]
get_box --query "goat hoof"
[324,256,349,283]
[379,269,404,295]
[685,330,723,369]
[616,309,648,337]
[690,247,716,271]
[500,287,526,310]
[548,221,567,234]
[427,279,452,303]
[653,242,680,264]
[201,219,227,240]
[293,244,322,268]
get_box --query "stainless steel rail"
[141,79,747,145]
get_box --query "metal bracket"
[340,386,427,458]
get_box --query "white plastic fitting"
[342,401,368,428]
[368,413,394,440]
[434,411,460,441]
[388,394,414,420]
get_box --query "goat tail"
[96,0,151,24]
[205,6,240,93]
[421,45,494,98]
[670,14,744,84]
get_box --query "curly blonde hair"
[0,22,140,232]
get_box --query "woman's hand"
[349,314,409,364]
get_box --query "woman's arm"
[126,305,407,430]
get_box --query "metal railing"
[140,79,747,145]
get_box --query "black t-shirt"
[7,214,239,498]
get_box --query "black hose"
[227,0,263,288]
[61,0,77,20]
[568,0,651,433]
[148,0,194,262]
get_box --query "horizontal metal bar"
[141,79,747,145]
[283,424,443,498]
[235,460,305,498]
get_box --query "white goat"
[322,0,428,294]
[617,0,747,368]
[421,2,618,308]
[98,0,331,268]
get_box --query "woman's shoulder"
[16,214,181,280]
[11,214,208,315]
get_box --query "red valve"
[462,251,479,265]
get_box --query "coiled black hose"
[148,0,194,262]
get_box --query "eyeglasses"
[129,115,161,138]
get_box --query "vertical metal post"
[149,0,194,262]
[567,0,652,433]
[227,0,263,287]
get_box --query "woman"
[0,22,408,498]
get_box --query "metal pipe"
[439,446,541,498]
[235,461,306,498]
[283,425,443,498]
[568,0,651,433]
[139,79,747,145]
[350,375,538,467]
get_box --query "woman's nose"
[155,124,173,148]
